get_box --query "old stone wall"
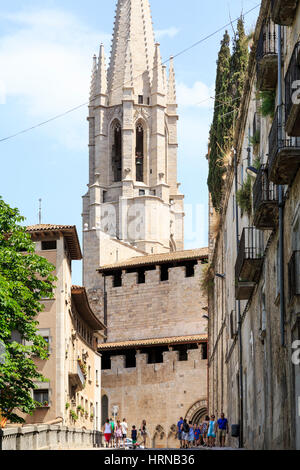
[105,261,208,343]
[102,348,207,449]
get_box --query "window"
[113,271,122,288]
[33,389,49,406]
[160,265,169,282]
[112,122,122,182]
[103,191,107,203]
[137,270,146,284]
[136,124,144,182]
[185,263,195,278]
[202,343,208,360]
[138,95,143,104]
[139,189,145,196]
[147,97,150,105]
[41,240,57,251]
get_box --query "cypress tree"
[207,31,232,211]
[230,16,249,112]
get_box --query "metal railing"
[268,105,300,169]
[285,41,300,124]
[235,227,264,280]
[256,17,277,65]
[253,165,278,213]
[288,251,300,302]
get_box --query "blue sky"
[0,0,260,284]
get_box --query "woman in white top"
[121,419,128,448]
[103,419,112,448]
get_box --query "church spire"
[108,0,156,105]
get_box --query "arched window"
[112,122,122,182]
[136,124,144,182]
[101,395,108,426]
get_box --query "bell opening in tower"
[112,122,122,182]
[136,124,144,182]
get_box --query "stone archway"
[185,399,208,425]
[101,394,109,426]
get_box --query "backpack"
[183,422,189,433]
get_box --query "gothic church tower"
[82,0,184,288]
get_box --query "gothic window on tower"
[112,122,122,182]
[136,124,144,182]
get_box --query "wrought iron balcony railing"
[288,251,300,303]
[285,41,300,136]
[235,227,264,282]
[268,105,300,184]
[256,17,278,91]
[253,165,278,229]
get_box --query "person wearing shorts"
[217,413,229,448]
[177,417,184,448]
[131,426,137,448]
[121,418,128,448]
[181,419,189,449]
[103,419,112,448]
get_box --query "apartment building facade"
[208,0,300,450]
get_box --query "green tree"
[0,197,56,423]
[207,31,232,211]
[230,16,249,111]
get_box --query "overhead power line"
[0,4,260,144]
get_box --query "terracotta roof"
[97,334,207,351]
[26,224,82,260]
[71,286,105,331]
[98,247,209,272]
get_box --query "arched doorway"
[101,395,108,426]
[185,399,208,425]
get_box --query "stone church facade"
[82,0,208,447]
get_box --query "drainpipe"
[234,149,244,449]
[103,276,108,343]
[277,25,285,347]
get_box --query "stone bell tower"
[82,0,184,287]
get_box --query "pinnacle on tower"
[152,43,165,96]
[96,44,107,97]
[90,54,97,101]
[167,56,177,105]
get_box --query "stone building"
[81,0,209,447]
[208,0,300,450]
[23,225,105,432]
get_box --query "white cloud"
[0,9,111,149]
[177,81,214,108]
[155,27,180,40]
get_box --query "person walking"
[109,417,115,448]
[194,423,201,447]
[131,426,137,448]
[177,416,184,448]
[181,419,189,449]
[188,421,194,448]
[140,420,148,448]
[217,413,229,448]
[207,415,217,448]
[121,418,128,448]
[115,420,123,448]
[103,419,112,448]
[201,415,210,447]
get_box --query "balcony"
[235,227,264,300]
[253,165,278,230]
[285,42,300,136]
[69,361,86,391]
[256,18,278,91]
[268,105,300,184]
[271,0,299,26]
[288,251,300,303]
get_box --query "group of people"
[177,413,229,448]
[103,418,148,449]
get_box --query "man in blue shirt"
[177,417,184,448]
[217,413,229,448]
